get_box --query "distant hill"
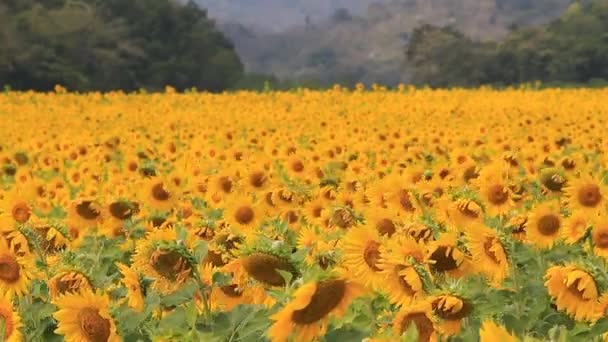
[196,0,574,86]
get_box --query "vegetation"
[0,0,244,92]
[407,0,608,87]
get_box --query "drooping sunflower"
[545,265,601,322]
[0,291,23,342]
[268,276,363,342]
[392,301,438,342]
[425,233,471,279]
[561,210,591,245]
[132,229,193,294]
[48,271,93,299]
[527,202,563,249]
[341,226,384,289]
[430,294,472,336]
[116,263,144,312]
[68,197,103,230]
[240,252,298,287]
[479,320,517,342]
[377,237,427,306]
[0,237,35,298]
[53,289,120,342]
[564,175,607,216]
[465,224,509,287]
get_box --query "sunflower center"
[399,312,435,341]
[429,246,460,273]
[537,214,561,236]
[291,160,304,172]
[363,241,382,272]
[577,184,601,208]
[75,201,100,220]
[151,183,170,201]
[78,308,111,342]
[487,184,508,205]
[433,297,472,320]
[291,279,346,324]
[332,208,355,229]
[150,250,191,281]
[312,206,323,218]
[220,284,243,298]
[398,190,416,212]
[219,177,233,193]
[11,202,31,223]
[235,206,255,225]
[109,201,134,220]
[241,253,296,286]
[541,172,565,192]
[376,218,396,237]
[0,254,20,283]
[249,172,266,188]
[595,232,608,249]
[482,237,501,264]
[462,166,479,183]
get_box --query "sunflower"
[53,289,120,342]
[545,265,601,322]
[207,172,235,205]
[561,210,591,245]
[140,177,178,212]
[465,224,509,287]
[302,197,326,226]
[0,291,22,342]
[479,320,517,342]
[363,207,399,237]
[591,217,608,259]
[240,252,297,287]
[473,163,512,217]
[564,175,607,216]
[222,196,262,231]
[430,294,472,336]
[116,263,144,312]
[0,188,33,225]
[268,276,363,342]
[527,202,563,249]
[425,233,471,279]
[0,238,35,298]
[377,237,427,306]
[392,301,438,342]
[341,226,384,289]
[132,229,193,294]
[68,197,103,230]
[48,271,93,299]
[444,198,483,230]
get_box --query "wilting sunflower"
[564,175,607,216]
[132,229,193,294]
[561,210,591,245]
[0,291,23,342]
[545,265,601,322]
[53,289,120,342]
[48,271,93,299]
[268,276,363,342]
[479,320,517,342]
[430,294,472,336]
[426,233,471,279]
[393,301,438,342]
[591,217,608,259]
[527,202,563,249]
[0,238,35,297]
[240,252,297,287]
[116,263,144,312]
[465,224,509,287]
[341,226,384,289]
[377,237,427,306]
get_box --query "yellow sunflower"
[465,224,509,287]
[392,301,438,342]
[53,289,120,342]
[561,210,591,244]
[222,196,262,231]
[0,291,23,342]
[479,320,517,342]
[268,276,363,342]
[341,226,384,289]
[363,207,399,237]
[116,263,144,312]
[425,233,471,279]
[545,265,601,322]
[591,217,608,259]
[473,163,512,217]
[132,229,193,294]
[67,197,103,230]
[430,294,472,336]
[48,271,93,299]
[564,175,607,216]
[140,177,178,212]
[527,202,563,249]
[0,238,35,298]
[0,188,33,225]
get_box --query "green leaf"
[192,240,208,264]
[160,281,199,308]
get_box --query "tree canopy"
[0,0,244,92]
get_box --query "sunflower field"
[1,86,608,341]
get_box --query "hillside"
[212,0,574,86]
